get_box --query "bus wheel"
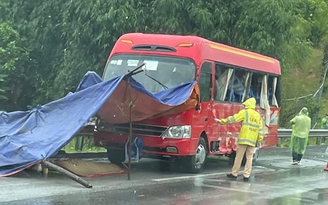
[106,148,125,166]
[185,137,208,173]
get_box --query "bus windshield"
[104,54,196,93]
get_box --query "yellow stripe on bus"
[209,44,275,63]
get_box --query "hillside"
[281,48,326,127]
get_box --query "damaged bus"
[94,33,281,173]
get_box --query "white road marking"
[152,172,226,182]
[202,179,227,182]
[152,168,276,182]
[201,184,261,194]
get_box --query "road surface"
[1,146,328,205]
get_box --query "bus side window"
[229,70,251,103]
[249,73,264,105]
[242,72,252,102]
[214,64,232,102]
[268,76,279,107]
[199,62,212,102]
[214,65,236,102]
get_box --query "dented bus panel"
[94,33,281,173]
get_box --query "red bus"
[94,33,281,173]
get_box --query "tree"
[0,22,37,111]
[0,74,8,100]
[0,0,327,118]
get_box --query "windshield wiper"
[145,73,168,90]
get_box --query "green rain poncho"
[290,107,312,154]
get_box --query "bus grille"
[97,121,168,136]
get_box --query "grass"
[281,48,324,99]
[61,135,106,153]
[280,48,328,126]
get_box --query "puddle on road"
[267,188,328,205]
[253,165,270,169]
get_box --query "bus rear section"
[93,33,281,173]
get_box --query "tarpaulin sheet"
[0,71,197,176]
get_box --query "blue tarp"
[0,71,196,176]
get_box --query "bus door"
[211,64,235,153]
[193,61,214,144]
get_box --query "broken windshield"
[103,54,196,93]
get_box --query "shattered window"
[214,65,233,102]
[268,76,279,107]
[249,73,264,105]
[228,70,250,103]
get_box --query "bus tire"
[106,148,125,165]
[184,137,208,173]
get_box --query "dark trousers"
[292,152,303,162]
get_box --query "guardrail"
[78,125,328,138]
[72,126,327,152]
[277,129,328,146]
[278,129,328,138]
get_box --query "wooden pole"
[41,160,93,188]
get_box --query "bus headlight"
[161,125,191,139]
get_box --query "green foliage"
[233,0,296,56]
[280,96,320,129]
[62,136,105,153]
[0,74,8,100]
[304,0,328,47]
[0,0,328,129]
[0,22,37,111]
[149,0,300,62]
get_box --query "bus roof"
[112,33,281,75]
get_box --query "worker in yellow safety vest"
[217,97,264,181]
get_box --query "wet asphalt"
[1,146,328,205]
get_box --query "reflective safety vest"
[225,109,264,147]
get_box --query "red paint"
[94,33,281,159]
[105,33,280,75]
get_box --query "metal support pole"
[313,61,328,128]
[119,64,144,180]
[277,138,281,147]
[75,136,83,151]
[41,160,92,188]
